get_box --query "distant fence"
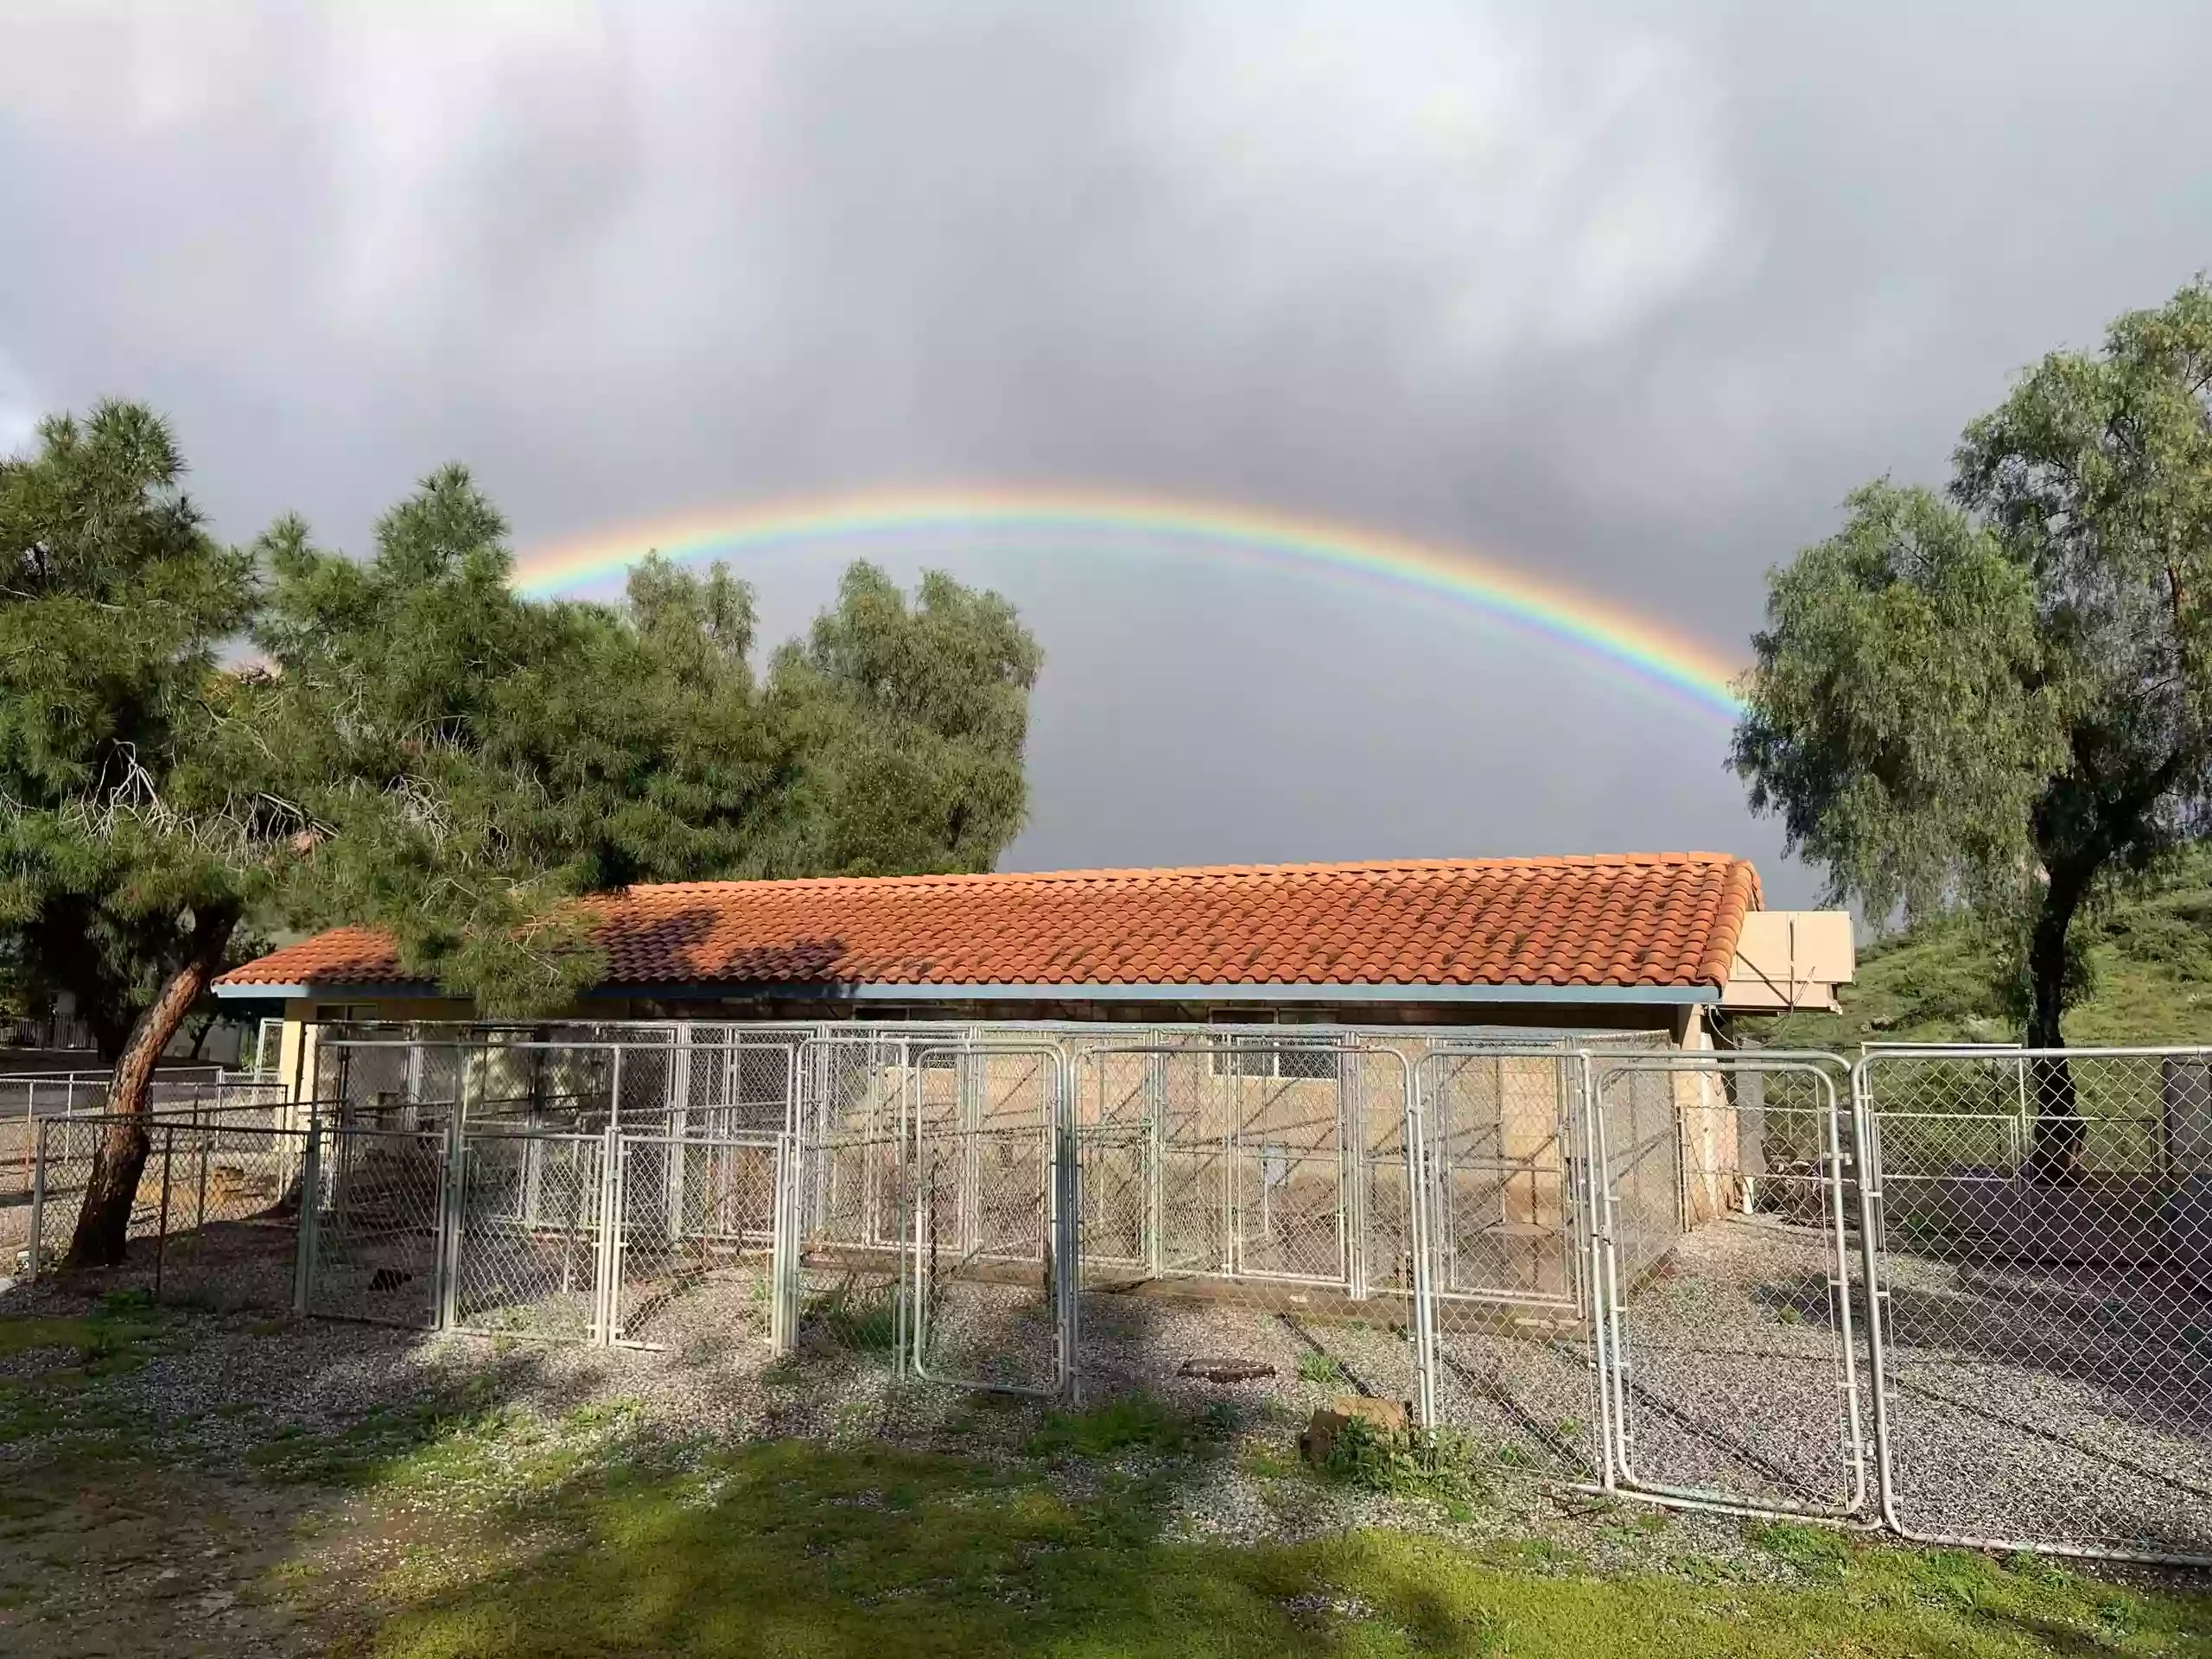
[13,1025,2211,1567]
[0,1070,288,1203]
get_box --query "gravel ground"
[1873,1237,2212,1556]
[0,1263,1765,1574]
[11,1192,2209,1567]
[1599,1215,1869,1516]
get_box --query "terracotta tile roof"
[215,854,1761,995]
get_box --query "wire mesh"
[785,1037,911,1370]
[306,1126,446,1326]
[26,1018,2212,1567]
[1070,1042,1426,1427]
[1595,1056,1869,1518]
[1415,1046,1606,1481]
[450,1129,607,1339]
[1860,1048,2212,1563]
[908,1046,1067,1394]
[145,1122,307,1311]
[20,1117,103,1273]
[613,1132,780,1351]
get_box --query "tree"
[2,423,1042,1262]
[760,563,1043,877]
[240,478,1043,1010]
[0,404,262,1261]
[1734,279,2212,1178]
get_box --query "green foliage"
[1294,1349,1348,1388]
[1767,844,2212,1048]
[1745,1520,1851,1580]
[0,405,1044,1033]
[1736,279,2212,1044]
[1733,480,2058,927]
[244,476,1042,1013]
[766,563,1041,878]
[1024,1393,1191,1459]
[335,1433,2212,1658]
[0,403,262,1052]
[803,1280,901,1353]
[1318,1418,1486,1505]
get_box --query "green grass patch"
[1025,1392,1191,1459]
[1317,1418,1488,1507]
[1745,1519,1852,1580]
[1294,1349,1347,1388]
[347,1438,2212,1658]
[804,1278,900,1352]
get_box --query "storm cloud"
[5,1,2209,901]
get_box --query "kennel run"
[22,1025,2212,1570]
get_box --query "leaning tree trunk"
[2023,868,2088,1187]
[65,906,238,1268]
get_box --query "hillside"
[1758,852,2212,1052]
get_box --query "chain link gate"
[1857,1046,2212,1565]
[781,1035,914,1370]
[906,1045,1071,1395]
[612,1131,783,1351]
[448,1128,608,1340]
[304,1124,447,1326]
[1413,1046,1610,1483]
[1588,1052,1870,1519]
[1068,1042,1424,1414]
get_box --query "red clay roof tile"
[215,854,1761,994]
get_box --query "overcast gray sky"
[5,2,2209,905]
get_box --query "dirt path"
[0,1464,346,1658]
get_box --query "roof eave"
[216,977,1718,1006]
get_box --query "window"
[1208,1013,1339,1079]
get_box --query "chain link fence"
[1592,1053,1870,1521]
[1417,1045,1609,1484]
[16,1023,2212,1566]
[613,1131,781,1350]
[1860,1047,2212,1564]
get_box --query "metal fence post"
[767,1132,791,1356]
[27,1117,45,1279]
[1144,1051,1165,1279]
[595,1123,620,1346]
[1580,1056,1619,1493]
[293,1114,321,1316]
[1399,1047,1436,1435]
[1852,1057,1902,1535]
[438,1098,464,1332]
[1052,1046,1079,1402]
[153,1125,175,1302]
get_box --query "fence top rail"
[1586,1050,1851,1076]
[320,1038,635,1054]
[312,1017,1652,1044]
[1860,1039,2024,1051]
[615,1129,783,1149]
[36,1113,308,1136]
[1856,1044,2212,1072]
[1866,1106,2163,1122]
[1416,1039,1581,1055]
[0,1065,224,1083]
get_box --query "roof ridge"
[620,851,1748,898]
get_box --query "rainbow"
[513,490,1746,721]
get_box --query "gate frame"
[905,1041,1074,1399]
[609,1128,785,1351]
[1853,1043,2212,1568]
[1584,1049,1873,1522]
[1408,1042,1605,1476]
[1069,1041,1421,1415]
